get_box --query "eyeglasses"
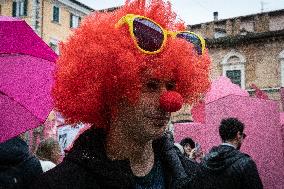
[115,14,206,55]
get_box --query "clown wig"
[52,0,211,129]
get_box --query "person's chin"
[144,124,166,140]
[144,116,169,137]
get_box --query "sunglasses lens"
[133,17,164,52]
[176,32,203,55]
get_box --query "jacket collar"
[66,128,188,188]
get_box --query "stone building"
[172,9,284,123]
[188,9,284,102]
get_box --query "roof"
[96,6,122,13]
[189,9,284,29]
[69,0,94,11]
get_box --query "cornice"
[207,29,284,48]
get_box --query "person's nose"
[159,91,183,112]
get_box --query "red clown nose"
[159,91,184,112]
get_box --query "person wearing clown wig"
[29,0,211,188]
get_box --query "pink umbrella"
[0,16,57,143]
[205,76,249,104]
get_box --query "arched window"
[221,50,246,89]
[279,50,284,87]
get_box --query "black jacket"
[29,128,202,189]
[0,137,43,189]
[200,144,263,189]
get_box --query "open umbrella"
[0,16,57,143]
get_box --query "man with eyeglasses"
[200,118,263,189]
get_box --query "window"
[52,5,60,23]
[49,38,59,54]
[12,0,28,17]
[70,13,81,28]
[226,70,242,87]
[221,50,246,89]
[214,28,227,38]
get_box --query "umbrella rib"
[0,90,45,123]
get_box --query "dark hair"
[180,137,195,149]
[219,118,244,141]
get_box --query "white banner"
[57,123,85,153]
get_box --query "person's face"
[236,131,246,150]
[117,75,176,142]
[183,144,193,156]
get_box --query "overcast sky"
[78,0,284,25]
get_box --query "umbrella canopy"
[0,16,57,143]
[205,76,249,104]
[0,16,57,62]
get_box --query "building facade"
[0,0,93,53]
[2,2,284,121]
[173,10,284,123]
[188,10,284,105]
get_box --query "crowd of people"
[0,118,263,189]
[1,0,264,188]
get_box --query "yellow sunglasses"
[115,14,206,55]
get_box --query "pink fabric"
[206,95,284,188]
[191,101,205,123]
[0,55,55,143]
[0,17,56,142]
[280,112,284,157]
[205,76,249,104]
[251,83,269,100]
[279,112,284,125]
[175,95,284,189]
[0,16,57,62]
[0,93,41,142]
[174,122,219,153]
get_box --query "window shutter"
[52,6,56,21]
[70,13,73,28]
[78,16,81,26]
[12,1,17,17]
[23,0,28,16]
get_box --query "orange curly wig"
[52,0,211,129]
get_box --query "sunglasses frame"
[115,14,206,55]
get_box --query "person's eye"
[166,81,176,91]
[146,80,160,91]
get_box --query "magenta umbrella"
[0,16,57,143]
